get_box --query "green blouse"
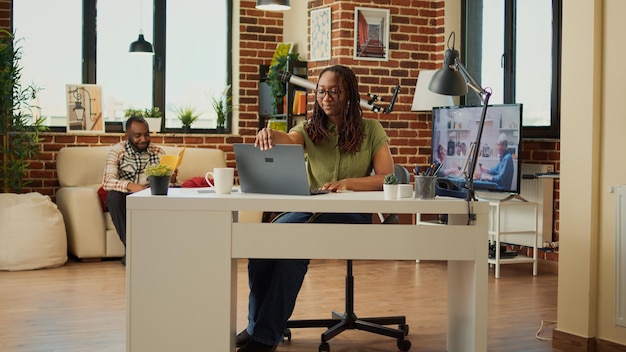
[291,118,389,190]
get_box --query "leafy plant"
[266,52,301,114]
[145,164,174,177]
[210,85,232,128]
[0,31,48,193]
[383,174,399,185]
[124,107,162,118]
[174,105,200,127]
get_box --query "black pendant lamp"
[129,33,153,54]
[129,0,153,54]
[256,0,291,11]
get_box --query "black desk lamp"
[428,32,492,202]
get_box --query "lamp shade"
[428,48,467,96]
[129,34,153,54]
[411,70,454,111]
[256,0,290,11]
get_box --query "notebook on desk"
[233,143,329,196]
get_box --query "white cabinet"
[488,200,538,278]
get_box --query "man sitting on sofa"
[102,116,177,265]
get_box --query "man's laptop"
[233,143,329,196]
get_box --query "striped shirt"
[102,141,165,193]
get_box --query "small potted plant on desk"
[145,164,174,195]
[175,106,200,133]
[383,173,399,200]
[211,85,232,134]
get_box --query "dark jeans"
[245,212,371,345]
[106,190,128,246]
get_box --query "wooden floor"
[0,258,559,352]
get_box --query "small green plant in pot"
[145,164,174,195]
[382,173,399,200]
[383,174,399,185]
[124,107,163,132]
[175,105,200,132]
[211,85,232,132]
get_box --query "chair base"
[285,310,411,351]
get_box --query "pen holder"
[414,176,436,199]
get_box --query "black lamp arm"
[453,58,493,201]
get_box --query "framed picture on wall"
[310,7,331,62]
[66,84,103,132]
[353,7,390,61]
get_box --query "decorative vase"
[148,176,170,196]
[383,184,398,200]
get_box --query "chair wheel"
[319,341,330,352]
[397,339,411,351]
[282,328,291,342]
[399,323,409,335]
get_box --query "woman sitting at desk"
[236,65,394,352]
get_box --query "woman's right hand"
[255,127,275,150]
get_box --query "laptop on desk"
[233,143,329,196]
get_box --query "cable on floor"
[535,319,557,341]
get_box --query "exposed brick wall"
[2,0,560,244]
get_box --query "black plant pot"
[148,176,170,196]
[182,125,191,133]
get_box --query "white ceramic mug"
[204,167,234,194]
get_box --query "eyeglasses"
[314,88,341,100]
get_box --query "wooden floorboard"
[0,258,559,351]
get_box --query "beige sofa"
[56,145,227,260]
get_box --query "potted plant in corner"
[145,164,174,196]
[0,30,48,194]
[266,52,301,115]
[211,85,232,134]
[175,105,200,133]
[124,107,162,133]
[383,173,399,200]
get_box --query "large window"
[13,0,232,133]
[464,0,561,138]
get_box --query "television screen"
[431,104,523,195]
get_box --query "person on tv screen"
[475,133,514,189]
[434,143,446,164]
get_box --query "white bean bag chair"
[0,192,68,271]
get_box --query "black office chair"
[283,164,412,352]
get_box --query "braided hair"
[305,65,365,153]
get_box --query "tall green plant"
[0,31,48,193]
[266,52,301,115]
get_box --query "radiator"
[611,185,626,328]
[499,163,554,248]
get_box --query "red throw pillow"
[182,176,210,188]
[97,186,109,212]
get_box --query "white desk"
[126,188,489,352]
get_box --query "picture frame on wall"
[310,7,331,62]
[353,7,390,61]
[66,84,103,132]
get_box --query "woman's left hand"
[320,180,347,192]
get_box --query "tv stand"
[476,192,528,202]
[487,200,538,278]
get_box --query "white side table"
[488,200,538,278]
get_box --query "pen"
[433,163,443,176]
[413,165,419,175]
